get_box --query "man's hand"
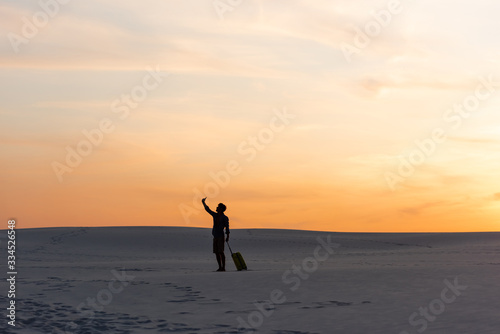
[226,235,229,242]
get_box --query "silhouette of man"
[202,197,230,272]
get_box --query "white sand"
[1,227,499,333]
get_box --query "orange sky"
[1,0,500,232]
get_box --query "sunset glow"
[2,0,500,232]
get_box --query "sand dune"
[1,227,498,333]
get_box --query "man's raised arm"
[201,197,215,215]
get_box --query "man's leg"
[215,253,222,270]
[214,238,222,270]
[220,252,226,271]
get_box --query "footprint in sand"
[300,300,352,309]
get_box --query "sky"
[1,0,500,232]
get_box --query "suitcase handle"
[226,241,234,255]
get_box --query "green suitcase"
[227,242,247,271]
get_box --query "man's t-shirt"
[204,207,229,238]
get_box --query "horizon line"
[3,225,499,234]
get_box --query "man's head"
[216,203,227,213]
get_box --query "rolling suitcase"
[227,241,247,271]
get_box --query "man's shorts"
[213,237,225,254]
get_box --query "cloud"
[358,71,474,97]
[448,137,500,145]
[399,200,447,216]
